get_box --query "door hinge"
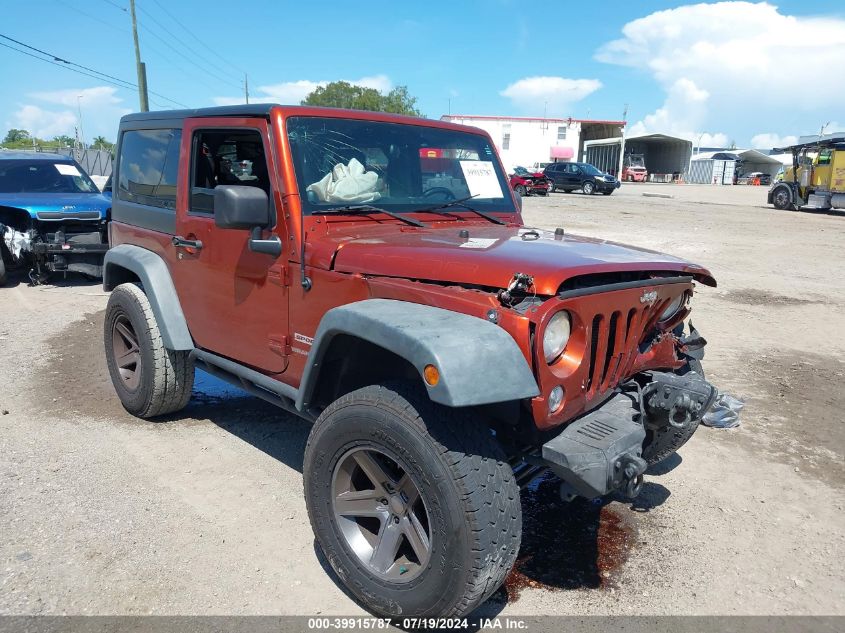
[268,264,290,287]
[269,334,291,357]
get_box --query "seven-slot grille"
[583,300,670,398]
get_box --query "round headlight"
[659,293,687,321]
[543,311,571,363]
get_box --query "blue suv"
[0,151,111,284]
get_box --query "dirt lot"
[1,183,843,617]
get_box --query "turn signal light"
[423,364,440,386]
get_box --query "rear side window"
[117,129,181,209]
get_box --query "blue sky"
[2,1,844,148]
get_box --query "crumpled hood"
[0,192,111,219]
[313,223,715,294]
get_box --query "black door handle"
[172,236,203,249]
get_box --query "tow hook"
[620,456,647,499]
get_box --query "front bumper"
[540,369,717,499]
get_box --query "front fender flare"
[297,299,540,410]
[102,244,193,350]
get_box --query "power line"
[149,0,244,76]
[70,0,223,96]
[135,2,242,90]
[0,34,188,108]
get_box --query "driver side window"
[189,129,271,215]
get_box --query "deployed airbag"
[306,158,381,204]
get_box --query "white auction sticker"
[459,160,503,199]
[458,237,497,249]
[54,163,81,177]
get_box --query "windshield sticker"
[459,160,503,199]
[459,237,498,249]
[54,163,81,177]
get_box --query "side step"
[190,349,312,421]
[541,393,647,499]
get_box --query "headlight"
[595,175,606,181]
[659,293,687,321]
[543,311,571,363]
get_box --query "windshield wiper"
[313,204,426,228]
[422,195,507,225]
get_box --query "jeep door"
[171,118,289,373]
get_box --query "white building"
[440,115,624,172]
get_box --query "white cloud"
[500,76,602,113]
[8,86,130,141]
[12,105,77,140]
[750,133,798,150]
[214,75,393,106]
[597,2,845,146]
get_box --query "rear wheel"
[582,181,595,195]
[304,383,521,618]
[104,283,194,418]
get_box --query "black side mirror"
[213,185,281,257]
[214,185,270,229]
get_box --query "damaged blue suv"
[0,151,111,285]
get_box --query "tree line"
[2,128,114,151]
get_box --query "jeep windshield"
[0,160,99,194]
[286,116,517,216]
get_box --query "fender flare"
[102,244,193,350]
[297,298,540,410]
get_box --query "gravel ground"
[1,183,843,616]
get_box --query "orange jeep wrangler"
[103,105,717,618]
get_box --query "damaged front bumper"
[539,369,718,500]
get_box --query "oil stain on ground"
[36,309,267,423]
[718,288,822,307]
[735,350,845,487]
[493,472,637,603]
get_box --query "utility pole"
[76,95,85,150]
[129,0,149,112]
[617,103,628,178]
[244,73,249,104]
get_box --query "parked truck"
[768,136,845,211]
[101,104,718,619]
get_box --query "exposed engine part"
[1,224,33,262]
[497,271,534,307]
[678,320,707,361]
[641,370,718,431]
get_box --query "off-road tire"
[582,181,595,195]
[304,382,521,618]
[104,282,194,418]
[642,360,705,465]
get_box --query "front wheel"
[582,181,595,195]
[514,184,527,197]
[304,383,521,618]
[772,185,792,210]
[0,253,6,286]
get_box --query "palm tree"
[91,136,113,150]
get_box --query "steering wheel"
[422,187,456,201]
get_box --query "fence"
[2,147,113,177]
